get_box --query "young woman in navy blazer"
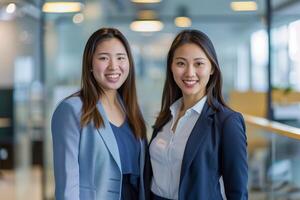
[144,29,248,200]
[52,28,147,200]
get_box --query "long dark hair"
[154,29,227,130]
[76,27,146,139]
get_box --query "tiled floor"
[0,167,42,200]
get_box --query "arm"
[221,112,248,200]
[51,101,80,200]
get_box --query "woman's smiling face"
[92,38,129,93]
[171,42,214,100]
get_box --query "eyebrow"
[116,53,127,56]
[194,58,206,61]
[175,57,206,61]
[95,52,127,56]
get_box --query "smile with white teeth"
[183,80,198,86]
[105,74,120,79]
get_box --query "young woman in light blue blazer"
[51,28,147,200]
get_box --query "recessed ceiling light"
[231,1,257,11]
[130,20,164,32]
[73,13,84,23]
[6,3,16,14]
[42,2,83,13]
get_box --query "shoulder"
[51,97,82,144]
[52,96,82,121]
[55,96,82,112]
[211,104,247,148]
[214,104,245,128]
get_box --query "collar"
[169,96,207,117]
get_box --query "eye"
[117,56,126,61]
[98,56,108,61]
[195,62,204,67]
[176,61,185,67]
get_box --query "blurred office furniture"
[0,88,43,169]
[0,88,14,169]
[229,90,300,118]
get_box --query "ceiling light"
[130,20,163,32]
[231,1,257,11]
[174,5,191,27]
[131,0,161,3]
[73,13,84,23]
[174,17,191,27]
[6,3,16,14]
[42,2,83,13]
[131,10,163,32]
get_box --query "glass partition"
[247,120,300,200]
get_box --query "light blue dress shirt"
[150,96,207,199]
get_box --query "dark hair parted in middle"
[78,27,146,139]
[154,29,228,130]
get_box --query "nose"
[186,64,195,76]
[108,58,118,70]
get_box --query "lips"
[105,73,121,82]
[182,79,199,87]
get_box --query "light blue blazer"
[51,96,146,200]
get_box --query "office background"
[1,0,300,199]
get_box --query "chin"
[182,92,195,97]
[182,88,197,94]
[103,84,122,91]
[183,90,203,97]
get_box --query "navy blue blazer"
[144,100,248,200]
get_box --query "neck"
[181,93,205,112]
[100,90,118,107]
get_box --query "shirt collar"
[170,98,182,117]
[191,96,207,114]
[169,96,207,117]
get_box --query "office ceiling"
[99,0,300,36]
[103,0,300,18]
[87,0,297,45]
[2,0,299,48]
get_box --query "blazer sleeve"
[51,101,80,200]
[221,112,248,200]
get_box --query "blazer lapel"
[96,101,122,171]
[179,102,215,184]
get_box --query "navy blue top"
[110,120,140,176]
